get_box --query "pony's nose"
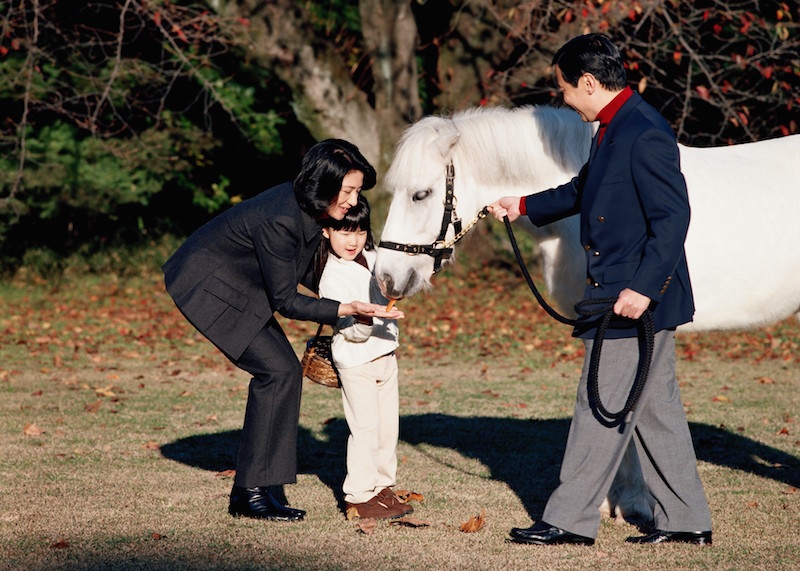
[379,274,398,299]
[379,271,418,299]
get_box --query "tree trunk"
[359,0,423,173]
[227,0,381,166]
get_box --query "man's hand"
[613,288,651,320]
[487,196,523,222]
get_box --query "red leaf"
[460,508,486,533]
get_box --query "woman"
[163,139,403,521]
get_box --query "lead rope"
[501,215,655,424]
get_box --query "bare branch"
[3,0,40,213]
[89,0,134,136]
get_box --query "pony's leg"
[602,440,655,528]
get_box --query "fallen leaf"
[395,490,424,503]
[84,400,103,413]
[712,395,730,403]
[143,440,160,451]
[151,532,164,540]
[757,376,775,384]
[782,486,797,495]
[345,505,360,521]
[746,500,758,508]
[356,518,378,534]
[50,538,69,549]
[215,469,236,478]
[460,508,485,533]
[389,516,431,528]
[23,422,45,436]
[94,384,116,397]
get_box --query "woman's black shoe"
[228,486,305,521]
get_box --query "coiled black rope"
[502,215,654,424]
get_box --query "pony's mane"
[450,106,590,185]
[386,105,591,189]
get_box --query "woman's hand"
[339,300,405,319]
[487,196,522,222]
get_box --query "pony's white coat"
[377,105,800,331]
[376,105,800,524]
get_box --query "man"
[488,33,712,546]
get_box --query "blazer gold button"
[587,278,592,285]
[584,244,591,251]
[598,215,605,222]
[593,251,600,256]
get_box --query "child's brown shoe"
[378,487,414,515]
[346,493,406,519]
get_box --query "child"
[316,195,412,520]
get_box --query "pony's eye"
[412,190,432,202]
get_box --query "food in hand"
[385,299,397,312]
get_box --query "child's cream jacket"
[318,249,399,369]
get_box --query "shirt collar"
[595,86,633,126]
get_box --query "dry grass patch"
[1,273,797,570]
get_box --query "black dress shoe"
[626,530,712,545]
[508,521,594,546]
[228,486,305,521]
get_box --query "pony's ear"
[432,123,460,159]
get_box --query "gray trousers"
[542,330,712,539]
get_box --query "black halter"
[378,161,464,274]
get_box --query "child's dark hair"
[313,194,375,288]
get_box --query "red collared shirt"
[595,85,633,145]
[520,86,634,215]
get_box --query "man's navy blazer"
[163,183,340,360]
[524,93,695,337]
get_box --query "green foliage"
[196,67,285,157]
[0,0,293,272]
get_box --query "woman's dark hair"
[313,194,375,288]
[552,33,627,90]
[294,139,377,219]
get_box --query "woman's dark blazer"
[163,183,340,360]
[524,93,695,338]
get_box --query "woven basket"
[301,327,340,388]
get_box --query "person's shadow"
[160,414,799,518]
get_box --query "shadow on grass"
[160,415,799,519]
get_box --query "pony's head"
[375,115,482,299]
[375,105,592,300]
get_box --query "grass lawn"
[1,265,797,570]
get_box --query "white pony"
[375,105,800,524]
